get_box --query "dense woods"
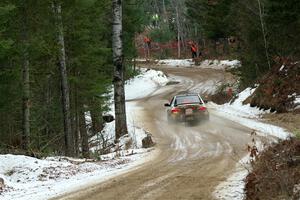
[1,0,299,157]
[0,0,143,157]
[185,0,300,86]
[141,0,299,85]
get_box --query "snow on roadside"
[0,151,155,200]
[157,59,194,67]
[288,93,300,110]
[215,87,267,119]
[0,68,169,200]
[214,138,266,200]
[209,87,290,139]
[214,157,249,200]
[220,60,241,68]
[125,68,169,100]
[156,59,241,70]
[199,60,241,70]
[295,96,300,110]
[212,87,291,200]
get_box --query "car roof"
[175,93,199,97]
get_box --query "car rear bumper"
[170,111,209,122]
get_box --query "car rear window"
[175,95,201,105]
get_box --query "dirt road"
[55,66,255,200]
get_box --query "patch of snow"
[125,69,169,100]
[279,65,285,71]
[287,93,300,110]
[294,96,300,104]
[0,150,155,200]
[294,96,300,110]
[157,59,194,67]
[214,162,248,200]
[209,87,290,139]
[220,60,241,68]
[214,135,266,200]
[198,60,241,70]
[156,59,241,70]
[288,93,296,98]
[134,58,147,62]
[215,87,267,119]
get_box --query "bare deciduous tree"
[257,0,271,70]
[112,0,128,140]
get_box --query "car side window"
[174,98,177,106]
[170,97,176,105]
[170,97,175,105]
[198,95,204,104]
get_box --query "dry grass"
[263,112,300,136]
[245,138,300,200]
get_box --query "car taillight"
[199,106,206,111]
[171,108,181,113]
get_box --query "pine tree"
[20,0,31,152]
[266,0,300,59]
[53,1,75,156]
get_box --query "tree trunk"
[257,0,271,69]
[112,0,128,140]
[162,0,167,17]
[73,82,80,156]
[79,109,89,158]
[90,110,103,136]
[175,3,181,58]
[21,1,30,151]
[53,1,75,156]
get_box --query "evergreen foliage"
[186,0,300,86]
[0,0,143,156]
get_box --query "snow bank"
[157,59,194,67]
[217,87,267,119]
[125,68,169,100]
[213,87,291,200]
[295,96,300,110]
[156,59,241,70]
[220,60,241,68]
[288,93,300,110]
[198,60,241,70]
[210,87,290,139]
[214,157,249,200]
[0,151,154,200]
[134,58,147,62]
[295,97,300,104]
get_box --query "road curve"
[54,67,254,200]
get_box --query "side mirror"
[164,103,170,107]
[203,100,208,103]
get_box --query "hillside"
[245,60,300,113]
